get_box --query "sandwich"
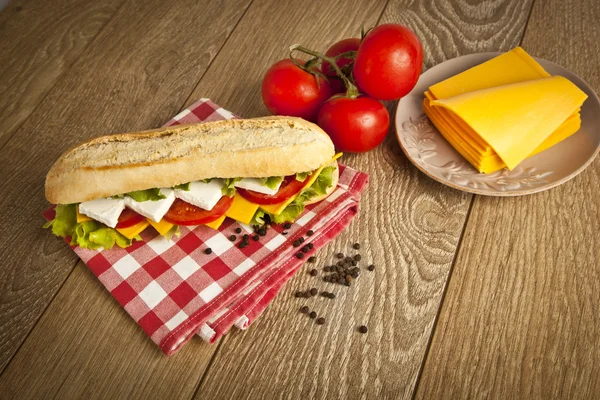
[44,117,341,249]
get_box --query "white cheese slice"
[78,197,125,228]
[174,179,224,211]
[234,178,282,196]
[125,188,176,223]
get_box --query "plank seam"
[410,194,475,399]
[0,259,82,377]
[189,336,228,400]
[176,0,256,115]
[0,0,129,153]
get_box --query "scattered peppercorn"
[354,254,362,261]
[353,243,360,250]
[295,291,303,298]
[307,243,314,249]
[282,231,288,235]
[309,269,318,276]
[235,227,242,234]
[301,245,310,253]
[316,317,325,325]
[307,230,314,236]
[310,288,318,296]
[284,222,292,229]
[336,253,344,259]
[258,228,267,236]
[229,235,236,241]
[308,256,316,263]
[296,252,304,259]
[299,237,305,244]
[300,306,309,314]
[328,292,335,299]
[293,240,300,247]
[252,235,260,241]
[242,233,249,240]
[309,311,317,319]
[204,248,213,255]
[367,265,375,271]
[239,242,247,249]
[358,325,368,334]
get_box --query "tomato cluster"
[261,24,423,153]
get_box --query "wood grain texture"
[0,263,218,399]
[416,0,600,398]
[0,0,125,149]
[191,0,533,398]
[0,0,251,374]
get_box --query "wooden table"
[0,0,598,398]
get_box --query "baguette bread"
[46,117,335,204]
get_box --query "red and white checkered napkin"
[47,99,368,355]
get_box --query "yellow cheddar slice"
[430,76,587,169]
[428,47,550,100]
[261,153,343,215]
[147,218,175,236]
[205,215,226,230]
[76,205,92,223]
[116,220,150,239]
[225,194,259,225]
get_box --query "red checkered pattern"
[44,99,368,355]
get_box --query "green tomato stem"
[289,44,359,98]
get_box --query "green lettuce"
[222,178,241,197]
[295,172,310,182]
[257,176,284,190]
[250,165,336,225]
[126,188,166,202]
[44,204,140,250]
[173,182,191,191]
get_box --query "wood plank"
[192,0,533,398]
[415,1,600,398]
[0,0,125,149]
[0,263,219,399]
[0,0,251,374]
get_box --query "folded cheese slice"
[423,47,587,172]
[430,76,587,169]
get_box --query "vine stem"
[289,44,359,98]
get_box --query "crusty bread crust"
[45,117,335,204]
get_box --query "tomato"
[317,96,389,152]
[116,208,145,228]
[262,58,332,122]
[164,196,233,226]
[353,24,423,101]
[237,176,307,205]
[321,38,361,94]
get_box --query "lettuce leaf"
[295,172,310,182]
[163,224,181,241]
[258,176,284,190]
[44,204,139,249]
[252,165,336,224]
[126,188,166,202]
[44,204,77,237]
[222,178,241,197]
[173,182,191,191]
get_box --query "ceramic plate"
[395,53,600,196]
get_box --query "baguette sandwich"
[44,117,341,250]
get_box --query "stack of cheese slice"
[423,47,588,173]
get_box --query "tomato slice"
[164,196,233,226]
[116,208,145,228]
[237,175,307,205]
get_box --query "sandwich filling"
[44,154,341,249]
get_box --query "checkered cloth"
[44,99,368,355]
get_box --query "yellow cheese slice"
[428,47,550,100]
[430,76,587,169]
[116,220,150,239]
[205,215,226,230]
[147,218,174,236]
[261,153,342,215]
[225,193,259,225]
[424,98,581,171]
[76,205,92,223]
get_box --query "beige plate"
[395,52,600,196]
